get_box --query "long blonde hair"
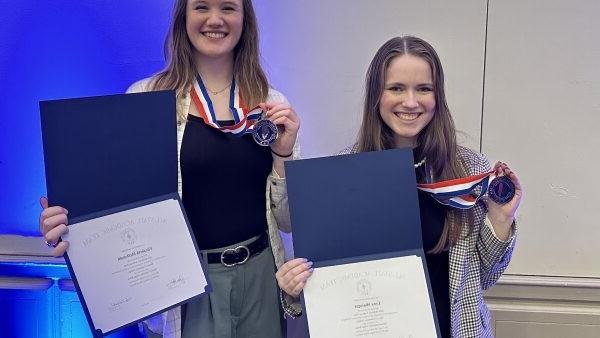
[357,36,471,253]
[150,0,269,120]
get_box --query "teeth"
[395,112,420,121]
[204,32,226,39]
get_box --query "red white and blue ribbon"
[417,171,498,209]
[190,75,263,135]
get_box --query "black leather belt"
[205,233,269,267]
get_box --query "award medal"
[191,75,275,146]
[417,171,514,209]
[251,117,278,146]
[487,175,515,205]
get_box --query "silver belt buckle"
[220,245,250,267]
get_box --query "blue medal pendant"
[248,106,278,146]
[252,118,278,146]
[488,175,515,204]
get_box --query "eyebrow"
[222,1,240,7]
[385,82,433,86]
[190,0,240,7]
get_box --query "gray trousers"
[181,236,285,338]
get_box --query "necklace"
[206,82,231,95]
[414,157,426,169]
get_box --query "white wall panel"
[484,0,600,277]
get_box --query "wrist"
[488,214,514,241]
[271,148,293,158]
[489,214,514,230]
[280,289,302,318]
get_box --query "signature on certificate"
[108,296,132,312]
[166,275,187,289]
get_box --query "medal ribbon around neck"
[417,171,501,209]
[190,75,263,136]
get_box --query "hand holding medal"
[416,161,522,210]
[257,101,300,158]
[190,76,299,155]
[248,106,278,146]
[486,161,523,230]
[488,176,515,205]
[416,159,522,237]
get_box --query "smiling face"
[186,0,244,61]
[378,54,436,148]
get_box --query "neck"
[393,135,417,149]
[195,52,235,89]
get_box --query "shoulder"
[126,77,155,94]
[457,146,491,175]
[266,88,289,104]
[337,143,359,155]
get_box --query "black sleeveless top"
[416,160,451,338]
[180,114,273,249]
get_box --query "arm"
[267,141,300,233]
[472,154,522,289]
[261,91,300,233]
[477,216,517,289]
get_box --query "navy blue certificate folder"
[285,148,440,336]
[40,91,177,220]
[286,148,423,262]
[40,91,209,337]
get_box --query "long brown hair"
[356,36,470,252]
[150,0,269,120]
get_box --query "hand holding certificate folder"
[284,149,439,338]
[39,91,210,337]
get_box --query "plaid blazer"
[339,144,517,338]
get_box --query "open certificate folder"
[40,91,210,337]
[285,149,439,338]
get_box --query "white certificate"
[62,198,208,335]
[303,256,437,338]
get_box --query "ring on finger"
[45,239,58,248]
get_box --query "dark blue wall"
[0,1,173,337]
[0,0,172,235]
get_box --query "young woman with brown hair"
[40,1,299,337]
[277,36,522,337]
